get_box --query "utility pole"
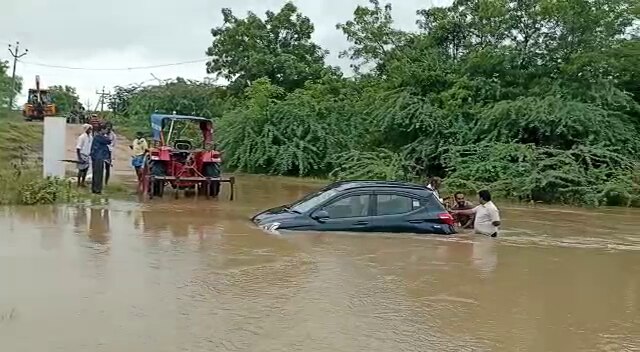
[95,86,110,113]
[7,41,28,110]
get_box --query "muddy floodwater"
[1,176,639,351]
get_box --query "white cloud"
[1,0,448,106]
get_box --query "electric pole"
[7,41,28,110]
[95,86,110,113]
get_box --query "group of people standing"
[75,117,116,195]
[425,177,502,237]
[75,115,150,194]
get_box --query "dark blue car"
[252,180,456,235]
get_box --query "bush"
[0,119,82,205]
[108,0,640,207]
[444,143,640,206]
[0,168,81,206]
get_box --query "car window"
[424,193,446,211]
[322,194,370,219]
[290,188,339,213]
[376,194,421,216]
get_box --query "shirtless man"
[451,192,475,229]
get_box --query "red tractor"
[138,114,235,199]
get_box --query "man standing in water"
[90,125,112,194]
[104,122,116,186]
[130,131,148,181]
[451,190,501,237]
[451,192,475,229]
[426,177,443,203]
[75,124,93,187]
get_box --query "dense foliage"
[49,85,82,114]
[205,3,341,94]
[108,77,230,135]
[111,0,640,206]
[0,60,22,110]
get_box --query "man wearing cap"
[75,124,93,187]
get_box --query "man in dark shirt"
[90,125,112,194]
[88,114,102,132]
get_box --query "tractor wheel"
[203,162,221,197]
[150,161,166,198]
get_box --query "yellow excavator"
[22,75,56,121]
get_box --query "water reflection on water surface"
[0,176,638,351]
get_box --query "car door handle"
[408,219,424,224]
[354,221,368,226]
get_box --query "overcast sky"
[1,0,449,107]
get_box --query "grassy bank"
[0,113,78,205]
[0,112,130,205]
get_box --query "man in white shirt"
[425,176,443,203]
[76,124,93,187]
[451,190,501,237]
[104,122,116,186]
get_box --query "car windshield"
[289,188,340,213]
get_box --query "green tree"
[205,2,339,93]
[0,60,22,110]
[336,0,409,73]
[109,78,230,136]
[217,77,367,176]
[110,0,640,207]
[49,85,81,114]
[375,0,640,204]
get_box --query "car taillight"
[438,212,454,226]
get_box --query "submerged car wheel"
[203,162,221,197]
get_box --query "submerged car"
[251,180,456,235]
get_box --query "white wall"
[42,117,67,178]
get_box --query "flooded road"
[1,176,639,351]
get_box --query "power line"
[95,86,111,112]
[16,58,208,71]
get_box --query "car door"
[309,193,374,232]
[369,191,443,234]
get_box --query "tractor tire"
[150,161,166,197]
[203,162,221,197]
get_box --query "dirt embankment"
[64,124,135,184]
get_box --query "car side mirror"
[312,210,329,222]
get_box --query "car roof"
[325,180,430,193]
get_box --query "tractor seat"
[173,139,193,151]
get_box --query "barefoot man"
[75,124,93,187]
[130,131,148,181]
[104,122,116,186]
[90,125,112,195]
